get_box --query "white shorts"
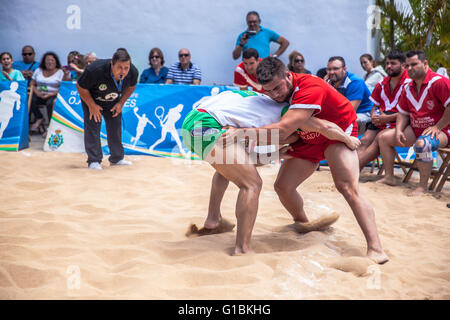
[357,112,372,124]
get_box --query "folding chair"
[428,148,450,192]
[377,149,411,176]
[402,151,442,191]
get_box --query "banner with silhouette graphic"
[0,81,28,151]
[44,82,235,159]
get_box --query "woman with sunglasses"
[139,48,168,84]
[287,51,311,75]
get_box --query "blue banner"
[0,81,28,151]
[45,82,234,159]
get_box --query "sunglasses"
[179,54,190,57]
[294,59,304,63]
[22,52,33,56]
[151,56,160,59]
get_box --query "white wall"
[1,0,374,85]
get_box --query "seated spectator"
[233,48,264,92]
[436,64,449,78]
[0,52,25,81]
[357,50,410,170]
[140,48,169,84]
[62,51,86,81]
[84,52,98,66]
[378,50,450,196]
[360,53,387,89]
[327,56,373,131]
[166,48,201,85]
[316,67,327,79]
[29,52,64,133]
[233,11,289,60]
[287,51,311,74]
[12,45,40,82]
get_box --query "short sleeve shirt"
[397,69,450,136]
[235,26,280,59]
[77,59,138,107]
[370,70,411,113]
[12,60,40,72]
[32,68,64,93]
[140,66,169,84]
[288,72,357,144]
[0,69,25,81]
[233,60,264,93]
[166,62,201,84]
[332,72,373,114]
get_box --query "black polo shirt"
[77,59,138,107]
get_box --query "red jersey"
[370,70,411,129]
[288,72,357,144]
[233,60,265,93]
[397,69,450,137]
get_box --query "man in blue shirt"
[327,56,373,131]
[12,45,40,83]
[232,11,290,60]
[166,48,201,85]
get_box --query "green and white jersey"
[195,90,288,128]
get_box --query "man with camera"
[232,11,290,60]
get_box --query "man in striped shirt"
[165,48,201,85]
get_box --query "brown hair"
[287,50,305,72]
[0,52,12,60]
[256,57,287,85]
[360,53,376,67]
[148,48,165,66]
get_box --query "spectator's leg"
[378,126,415,185]
[29,94,45,131]
[410,132,448,196]
[357,128,379,171]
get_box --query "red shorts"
[288,121,359,163]
[413,125,450,146]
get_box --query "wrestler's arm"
[261,108,360,149]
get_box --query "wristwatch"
[273,54,278,58]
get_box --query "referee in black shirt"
[76,48,138,170]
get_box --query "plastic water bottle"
[374,107,381,116]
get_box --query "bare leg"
[325,142,389,264]
[409,132,448,196]
[357,129,383,171]
[274,158,318,222]
[208,141,262,255]
[204,171,229,229]
[378,126,415,186]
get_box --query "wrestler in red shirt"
[251,57,388,264]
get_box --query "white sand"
[0,143,449,299]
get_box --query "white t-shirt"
[32,68,64,93]
[196,90,287,128]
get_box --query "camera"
[244,30,257,38]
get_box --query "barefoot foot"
[367,249,389,264]
[407,186,427,197]
[232,246,255,256]
[293,212,340,233]
[186,218,235,237]
[377,176,397,186]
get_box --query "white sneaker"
[88,162,102,170]
[111,159,132,166]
